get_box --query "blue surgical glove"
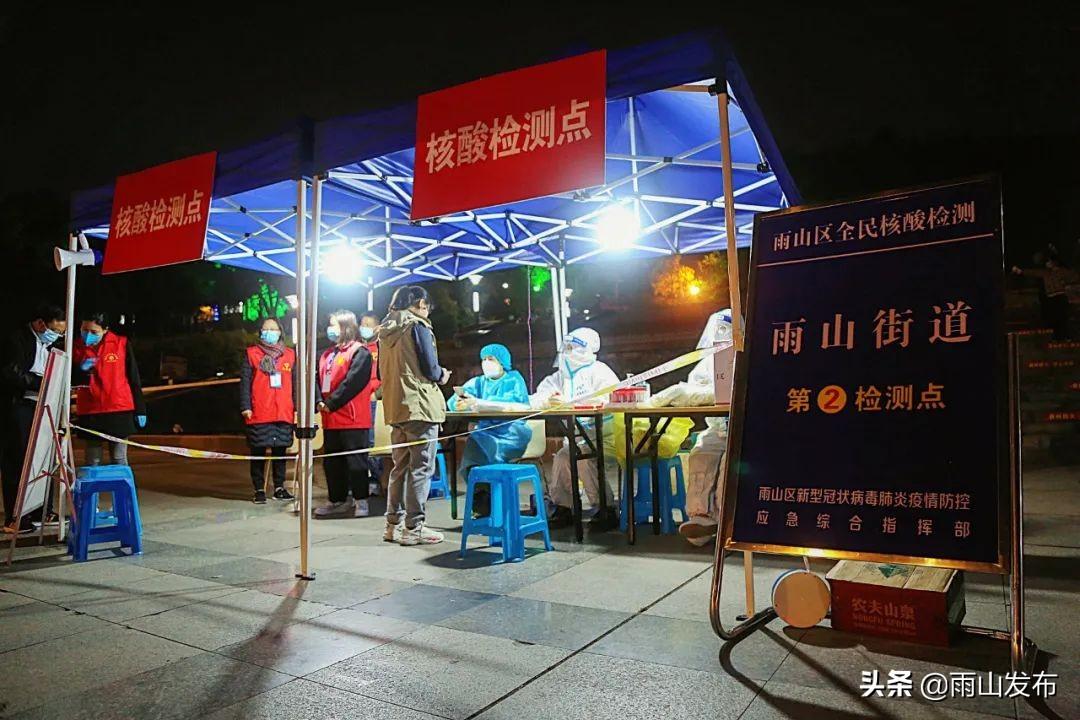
[137,415,147,428]
[80,357,97,372]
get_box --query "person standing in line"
[315,310,376,519]
[378,286,450,546]
[240,318,296,504]
[1013,254,1078,341]
[1,304,66,534]
[359,311,383,496]
[72,311,145,467]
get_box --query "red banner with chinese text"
[411,51,605,221]
[102,151,217,274]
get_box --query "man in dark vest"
[1,304,66,533]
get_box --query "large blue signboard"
[722,177,1007,572]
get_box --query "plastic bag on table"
[612,413,694,467]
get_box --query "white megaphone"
[54,234,99,271]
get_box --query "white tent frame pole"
[558,266,570,337]
[294,179,313,580]
[716,85,744,352]
[58,232,78,541]
[549,263,564,350]
[716,81,754,620]
[302,175,323,581]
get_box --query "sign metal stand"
[708,178,1037,673]
[6,355,75,566]
[710,335,1036,669]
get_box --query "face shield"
[697,309,734,350]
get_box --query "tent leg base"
[295,572,316,581]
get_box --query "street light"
[501,282,509,289]
[468,274,483,286]
[595,203,639,250]
[323,245,365,285]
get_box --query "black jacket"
[1,325,63,405]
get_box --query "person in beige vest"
[378,285,451,545]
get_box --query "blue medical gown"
[447,370,532,475]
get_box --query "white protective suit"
[648,310,733,541]
[531,328,620,512]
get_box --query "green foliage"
[243,280,288,322]
[530,266,551,293]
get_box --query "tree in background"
[428,284,470,339]
[242,279,289,322]
[651,252,730,307]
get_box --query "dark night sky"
[1,3,1078,320]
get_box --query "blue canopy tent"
[69,28,799,574]
[73,29,798,284]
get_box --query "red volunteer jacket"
[365,341,382,395]
[318,341,375,430]
[244,345,296,425]
[74,332,134,414]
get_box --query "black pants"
[1,399,41,527]
[1046,294,1071,341]
[250,447,287,492]
[323,429,370,503]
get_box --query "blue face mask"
[40,328,61,345]
[359,326,376,341]
[260,330,281,344]
[327,327,340,343]
[81,330,103,346]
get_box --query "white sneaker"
[678,516,718,547]
[399,523,444,546]
[383,521,403,543]
[354,499,370,518]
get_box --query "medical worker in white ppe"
[531,327,620,530]
[647,309,734,546]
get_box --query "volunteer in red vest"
[315,310,376,519]
[240,318,297,504]
[73,311,145,466]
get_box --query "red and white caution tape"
[72,343,727,461]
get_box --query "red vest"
[319,342,374,430]
[75,332,134,415]
[365,341,382,394]
[245,345,296,425]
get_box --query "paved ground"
[0,451,1076,720]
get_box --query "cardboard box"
[826,560,966,647]
[713,344,735,405]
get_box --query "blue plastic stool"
[619,457,687,534]
[68,465,143,562]
[460,464,552,562]
[428,452,449,499]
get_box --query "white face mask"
[481,359,503,379]
[564,350,595,371]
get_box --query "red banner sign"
[411,50,606,221]
[103,151,217,274]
